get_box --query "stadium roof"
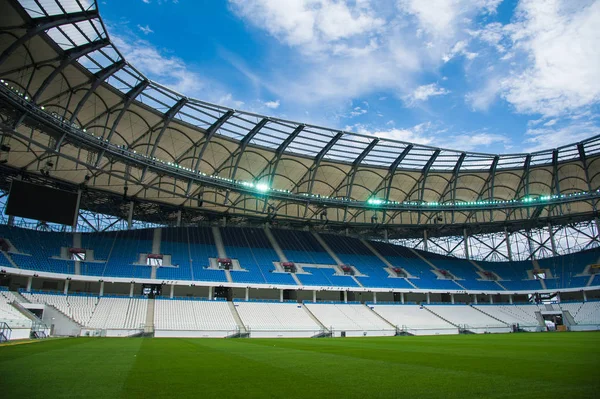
[0,0,599,235]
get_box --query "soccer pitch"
[1,333,599,398]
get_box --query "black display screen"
[5,180,78,225]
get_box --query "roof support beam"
[94,79,149,167]
[419,149,440,203]
[0,9,99,66]
[578,143,593,192]
[68,60,125,124]
[552,149,561,195]
[439,152,466,202]
[183,110,234,195]
[306,132,343,194]
[229,118,268,183]
[31,38,110,104]
[343,138,379,200]
[264,124,304,187]
[384,145,413,202]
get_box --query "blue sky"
[98,0,600,154]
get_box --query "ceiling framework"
[0,0,599,237]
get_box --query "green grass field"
[1,333,599,398]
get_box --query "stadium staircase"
[470,305,510,326]
[144,298,155,336]
[422,306,464,331]
[0,250,19,269]
[301,304,331,337]
[311,232,344,265]
[212,226,227,258]
[263,226,289,263]
[363,304,398,334]
[562,310,577,327]
[586,275,596,287]
[227,301,249,338]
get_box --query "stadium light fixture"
[255,183,269,192]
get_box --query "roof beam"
[229,118,268,182]
[95,79,149,167]
[184,110,234,195]
[578,143,593,192]
[0,9,99,66]
[264,124,304,185]
[552,149,561,195]
[439,152,466,202]
[419,149,440,202]
[31,38,110,104]
[344,138,379,200]
[68,60,126,124]
[384,145,413,202]
[305,132,343,194]
[148,98,187,159]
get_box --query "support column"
[400,292,405,304]
[176,210,182,227]
[245,287,249,301]
[582,290,587,302]
[423,230,429,252]
[26,276,33,292]
[373,292,377,304]
[383,229,388,243]
[509,294,513,304]
[129,282,134,298]
[313,290,317,303]
[426,292,431,304]
[127,201,134,230]
[489,294,494,304]
[555,292,561,303]
[472,294,478,305]
[170,284,174,299]
[548,223,558,256]
[527,229,536,260]
[7,215,14,226]
[343,291,348,303]
[72,189,82,232]
[463,229,470,260]
[63,279,70,295]
[505,227,513,262]
[451,293,455,304]
[279,289,284,303]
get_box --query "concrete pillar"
[548,223,558,256]
[423,230,429,252]
[472,294,478,305]
[383,229,388,242]
[63,279,69,295]
[99,281,104,296]
[426,292,431,304]
[26,276,33,292]
[505,227,513,262]
[400,292,405,304]
[343,291,348,303]
[176,210,182,227]
[313,290,317,302]
[489,294,494,304]
[463,229,470,260]
[170,284,174,299]
[7,215,14,226]
[72,189,82,232]
[583,290,587,302]
[129,282,134,298]
[279,289,284,302]
[373,292,377,304]
[245,287,249,301]
[509,294,513,304]
[451,293,455,304]
[555,292,561,303]
[127,201,134,230]
[208,286,213,300]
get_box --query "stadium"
[0,0,599,397]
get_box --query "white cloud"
[524,121,600,152]
[465,78,501,111]
[500,0,600,116]
[264,99,280,109]
[137,24,154,35]
[227,0,499,106]
[406,83,450,105]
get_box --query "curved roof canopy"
[0,0,600,235]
